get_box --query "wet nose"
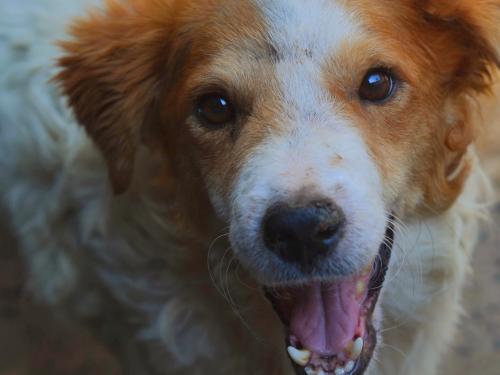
[262,200,345,268]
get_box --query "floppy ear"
[57,1,175,194]
[420,0,500,93]
[413,1,499,209]
[418,0,500,153]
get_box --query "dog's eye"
[359,69,396,103]
[195,93,235,128]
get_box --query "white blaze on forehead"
[256,0,362,124]
[257,0,360,61]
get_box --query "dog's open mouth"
[265,223,394,375]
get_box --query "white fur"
[257,0,360,62]
[230,0,386,285]
[230,121,387,284]
[0,1,492,375]
[377,160,490,375]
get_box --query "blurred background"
[0,89,499,375]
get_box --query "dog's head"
[58,0,499,373]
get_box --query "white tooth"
[305,367,319,375]
[345,361,355,372]
[317,370,326,375]
[351,337,364,360]
[335,368,346,375]
[287,346,311,366]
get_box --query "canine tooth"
[345,361,355,372]
[350,338,364,360]
[335,368,346,375]
[287,346,311,366]
[304,366,317,375]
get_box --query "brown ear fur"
[56,0,176,194]
[410,0,500,211]
[420,0,500,94]
[421,0,500,154]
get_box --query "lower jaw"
[288,322,377,375]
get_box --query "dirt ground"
[0,91,499,374]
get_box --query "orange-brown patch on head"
[56,0,274,201]
[323,33,434,207]
[154,2,283,209]
[332,0,499,214]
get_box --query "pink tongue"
[288,280,365,354]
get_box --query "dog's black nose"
[262,200,345,268]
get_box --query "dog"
[0,0,498,374]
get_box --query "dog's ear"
[420,0,500,93]
[419,0,499,153]
[414,1,499,210]
[57,1,177,194]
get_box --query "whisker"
[206,233,231,303]
[380,316,412,334]
[379,343,409,361]
[206,235,267,343]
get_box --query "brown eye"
[359,69,396,103]
[195,93,235,128]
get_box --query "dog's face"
[58,0,499,373]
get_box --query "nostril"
[315,225,339,241]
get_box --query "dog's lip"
[265,220,394,375]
